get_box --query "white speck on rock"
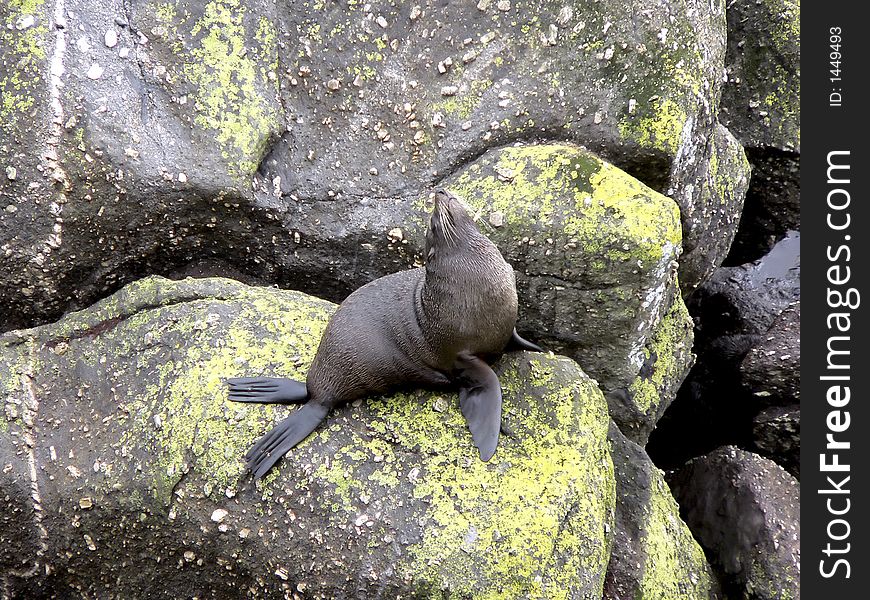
[376,15,388,28]
[104,30,118,48]
[211,508,228,523]
[86,64,104,80]
[16,15,35,30]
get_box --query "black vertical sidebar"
[802,3,869,597]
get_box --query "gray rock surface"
[2,0,744,333]
[741,301,799,405]
[720,0,800,264]
[603,424,720,600]
[1,276,616,598]
[669,446,800,600]
[753,404,799,478]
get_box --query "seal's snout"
[434,188,451,206]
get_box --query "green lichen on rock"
[606,424,719,599]
[636,470,717,599]
[618,98,688,156]
[164,0,280,178]
[1,275,620,596]
[722,0,800,149]
[0,0,49,133]
[448,144,681,270]
[113,280,332,500]
[620,287,693,441]
[391,355,614,599]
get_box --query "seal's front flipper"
[244,401,329,479]
[227,377,308,404]
[455,352,503,462]
[506,328,543,352]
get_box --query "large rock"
[741,301,800,477]
[669,446,800,600]
[740,301,799,405]
[1,276,616,598]
[647,231,799,467]
[606,291,694,444]
[721,0,800,264]
[752,405,799,478]
[603,424,719,600]
[445,143,683,394]
[2,0,741,334]
[671,120,749,292]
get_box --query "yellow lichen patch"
[358,357,614,598]
[182,0,280,178]
[627,290,692,416]
[116,284,332,500]
[430,79,493,120]
[449,144,681,269]
[1,0,48,132]
[638,472,716,599]
[618,97,688,156]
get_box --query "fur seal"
[228,189,541,479]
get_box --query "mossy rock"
[440,142,682,394]
[608,287,694,444]
[721,0,800,151]
[603,424,720,600]
[674,122,750,292]
[1,275,616,598]
[1,0,735,334]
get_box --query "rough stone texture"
[726,153,799,265]
[720,0,800,265]
[752,405,799,478]
[647,231,799,468]
[1,276,616,598]
[741,301,799,405]
[720,0,799,151]
[672,120,750,293]
[606,290,694,445]
[669,446,800,600]
[443,143,683,394]
[603,424,719,600]
[1,0,284,333]
[1,0,741,336]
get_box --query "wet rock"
[726,148,800,265]
[648,232,799,467]
[669,446,800,600]
[752,405,799,478]
[741,301,799,406]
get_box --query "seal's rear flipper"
[506,328,543,353]
[455,352,503,462]
[244,402,330,479]
[227,377,308,404]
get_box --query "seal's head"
[425,189,485,261]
